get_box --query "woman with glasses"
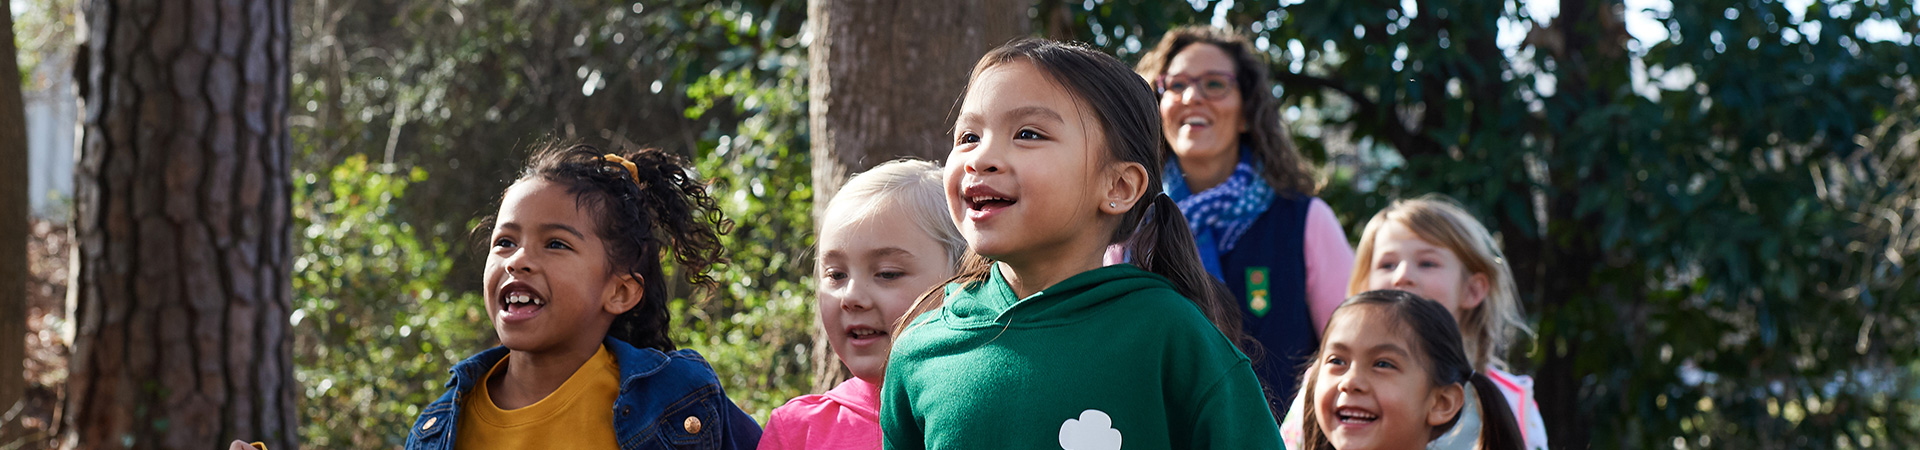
[1131,26,1354,416]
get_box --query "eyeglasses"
[1156,72,1237,101]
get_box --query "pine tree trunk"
[0,1,31,437]
[62,0,297,448]
[805,0,1029,393]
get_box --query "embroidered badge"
[1059,409,1122,450]
[1248,266,1270,318]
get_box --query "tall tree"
[1,0,31,436]
[63,0,298,448]
[804,0,1029,392]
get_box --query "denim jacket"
[404,337,762,450]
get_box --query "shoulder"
[1304,197,1343,229]
[763,393,833,436]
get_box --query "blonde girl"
[759,160,965,450]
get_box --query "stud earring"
[1109,202,1118,208]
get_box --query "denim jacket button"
[622,406,631,416]
[683,416,702,434]
[422,417,437,431]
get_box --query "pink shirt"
[757,377,881,450]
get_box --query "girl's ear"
[1103,161,1149,215]
[604,274,644,315]
[1461,272,1489,311]
[1425,382,1466,427]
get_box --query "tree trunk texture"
[62,0,297,449]
[1,1,31,438]
[805,0,1029,393]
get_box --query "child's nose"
[1390,267,1414,288]
[964,141,1005,175]
[839,281,874,311]
[1338,372,1369,394]
[503,249,537,274]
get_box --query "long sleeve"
[1301,197,1354,337]
[718,396,764,450]
[1184,361,1287,448]
[880,374,923,450]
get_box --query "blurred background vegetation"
[12,0,1918,448]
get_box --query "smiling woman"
[1132,26,1355,411]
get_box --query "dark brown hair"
[892,38,1244,354]
[1298,290,1523,450]
[1135,25,1316,196]
[484,142,732,352]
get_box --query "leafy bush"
[291,155,493,449]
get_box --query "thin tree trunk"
[805,0,1029,393]
[62,0,297,448]
[0,1,31,438]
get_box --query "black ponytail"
[500,141,732,352]
[1127,193,1243,348]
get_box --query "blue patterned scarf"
[1163,146,1276,281]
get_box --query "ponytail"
[1468,373,1524,450]
[1126,193,1245,351]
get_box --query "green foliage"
[291,154,493,449]
[669,0,817,420]
[1054,0,1920,447]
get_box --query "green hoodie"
[881,263,1285,450]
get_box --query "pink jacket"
[757,377,881,450]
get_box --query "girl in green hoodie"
[880,38,1286,450]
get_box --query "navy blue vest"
[1217,194,1316,415]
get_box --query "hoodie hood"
[940,263,1181,329]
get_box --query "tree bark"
[1,1,31,436]
[805,0,1029,392]
[62,0,297,448]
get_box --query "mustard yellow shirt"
[455,345,620,450]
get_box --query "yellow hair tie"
[602,154,647,189]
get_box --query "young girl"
[1283,194,1547,449]
[1299,290,1523,450]
[757,160,966,450]
[880,38,1284,449]
[403,143,761,450]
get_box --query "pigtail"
[1469,373,1525,450]
[1127,193,1246,351]
[605,149,731,352]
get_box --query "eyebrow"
[1006,105,1065,125]
[1368,343,1412,358]
[867,247,913,258]
[497,222,587,240]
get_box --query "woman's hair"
[1298,290,1523,450]
[1349,193,1531,371]
[891,38,1244,352]
[1135,25,1316,197]
[822,159,968,272]
[483,142,732,352]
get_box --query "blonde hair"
[1349,194,1532,371]
[822,159,966,272]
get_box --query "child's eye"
[823,270,848,281]
[546,239,572,250]
[1014,129,1043,140]
[1373,359,1397,370]
[956,131,980,145]
[1326,356,1347,367]
[877,271,906,281]
[493,237,517,249]
[1418,260,1440,269]
[1376,261,1397,270]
